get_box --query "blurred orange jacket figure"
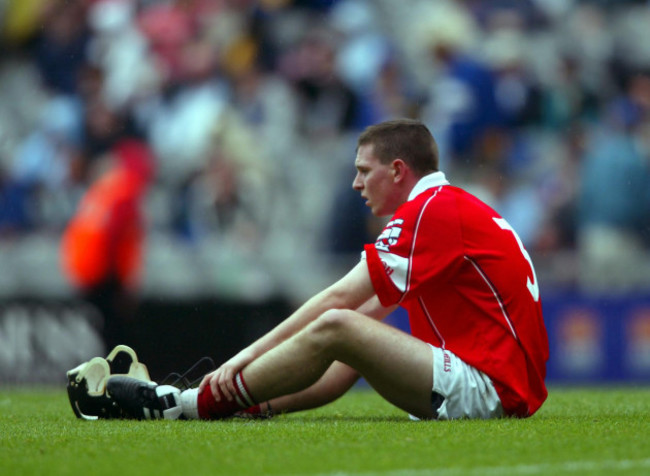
[61,139,154,349]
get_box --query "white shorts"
[425,345,504,420]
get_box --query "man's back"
[364,174,548,417]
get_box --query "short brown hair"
[357,119,439,175]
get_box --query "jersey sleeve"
[363,243,403,307]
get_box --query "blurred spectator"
[80,95,138,174]
[540,54,601,131]
[418,1,505,171]
[229,62,299,167]
[181,109,273,248]
[60,138,155,350]
[32,0,90,95]
[10,95,84,229]
[576,75,650,293]
[534,123,587,254]
[483,27,543,129]
[558,3,613,97]
[328,0,392,99]
[85,0,160,110]
[136,0,195,84]
[0,164,31,235]
[135,32,229,239]
[280,27,364,139]
[366,58,421,122]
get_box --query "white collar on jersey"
[407,171,450,201]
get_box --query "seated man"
[107,119,549,421]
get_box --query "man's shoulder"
[397,184,503,237]
[386,186,460,237]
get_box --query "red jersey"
[364,172,549,417]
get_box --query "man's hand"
[198,348,255,402]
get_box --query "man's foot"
[107,376,183,420]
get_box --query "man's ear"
[391,158,407,182]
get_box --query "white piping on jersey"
[464,256,519,340]
[401,185,447,346]
[419,296,446,348]
[403,185,445,303]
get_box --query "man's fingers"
[203,365,242,402]
[198,374,210,393]
[217,369,236,401]
[226,379,237,401]
[210,376,222,402]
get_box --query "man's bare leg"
[266,361,360,414]
[242,309,436,419]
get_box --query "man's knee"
[308,309,357,344]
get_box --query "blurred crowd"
[1,0,650,299]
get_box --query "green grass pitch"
[1,386,648,475]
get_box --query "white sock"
[180,388,200,419]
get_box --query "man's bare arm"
[199,260,378,400]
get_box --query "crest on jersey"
[375,219,404,252]
[374,218,409,293]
